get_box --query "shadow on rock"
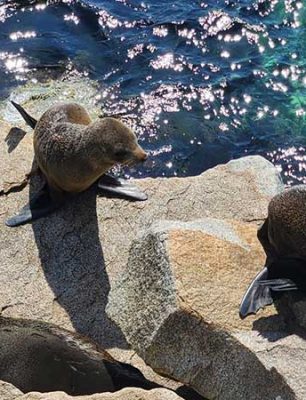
[253,292,306,342]
[143,310,297,400]
[28,169,129,349]
[5,127,27,153]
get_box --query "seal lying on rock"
[0,317,204,400]
[239,185,306,318]
[0,317,158,395]
[6,101,148,227]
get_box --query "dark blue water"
[1,0,306,183]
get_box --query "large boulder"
[107,219,306,400]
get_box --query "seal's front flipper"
[239,268,274,319]
[97,174,148,201]
[5,185,62,227]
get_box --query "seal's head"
[89,117,147,167]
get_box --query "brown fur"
[259,185,306,259]
[33,103,147,193]
[0,317,157,395]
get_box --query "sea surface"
[0,0,306,183]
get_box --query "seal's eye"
[114,149,129,160]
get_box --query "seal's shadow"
[5,127,27,153]
[28,163,129,349]
[252,292,306,342]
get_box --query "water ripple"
[0,0,306,182]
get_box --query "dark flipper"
[239,268,274,319]
[239,267,298,319]
[97,174,148,201]
[10,101,37,129]
[258,279,298,291]
[5,184,63,227]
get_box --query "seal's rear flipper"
[5,185,62,227]
[239,268,273,319]
[239,267,298,319]
[97,174,148,201]
[10,101,37,129]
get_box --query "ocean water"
[0,0,306,183]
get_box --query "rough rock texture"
[0,380,23,400]
[0,87,284,397]
[0,380,183,400]
[107,219,306,400]
[0,77,101,126]
[0,111,283,348]
[20,388,182,400]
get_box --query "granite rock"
[20,388,183,400]
[107,219,306,400]
[0,380,23,400]
[0,107,283,347]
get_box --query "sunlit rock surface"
[19,388,183,400]
[0,86,285,399]
[0,113,282,346]
[0,377,182,400]
[0,77,101,126]
[107,219,306,399]
[0,380,23,400]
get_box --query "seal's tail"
[10,100,37,129]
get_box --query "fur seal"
[6,101,148,227]
[239,185,306,318]
[0,317,204,400]
[0,317,158,394]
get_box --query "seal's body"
[6,102,148,227]
[33,103,147,194]
[262,186,306,259]
[239,185,306,318]
[0,317,157,395]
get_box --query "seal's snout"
[134,148,148,162]
[141,151,148,162]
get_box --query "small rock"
[0,379,23,400]
[19,387,183,400]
